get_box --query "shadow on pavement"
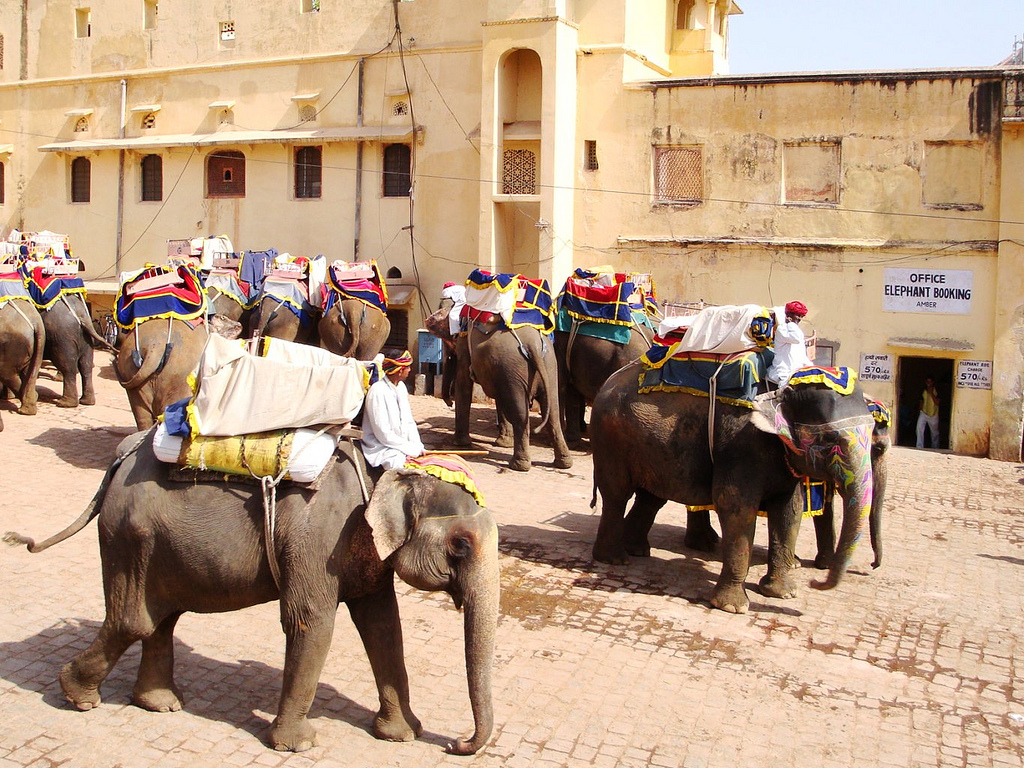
[27,427,127,470]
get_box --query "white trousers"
[916,411,940,449]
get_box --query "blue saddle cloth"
[638,348,774,406]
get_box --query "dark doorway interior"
[896,356,953,449]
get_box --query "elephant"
[0,299,46,425]
[4,434,499,755]
[554,321,653,445]
[446,314,573,472]
[114,318,210,429]
[319,299,391,360]
[39,292,115,408]
[207,283,252,334]
[249,293,319,345]
[590,360,880,614]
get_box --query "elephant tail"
[116,326,170,390]
[3,430,147,552]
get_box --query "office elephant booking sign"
[883,269,973,314]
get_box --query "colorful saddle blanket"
[259,275,317,326]
[0,269,31,306]
[554,307,654,344]
[866,397,891,428]
[115,263,207,330]
[324,260,389,314]
[464,269,554,334]
[404,453,485,506]
[638,348,774,407]
[557,268,652,327]
[787,366,856,395]
[21,263,86,310]
[205,269,251,309]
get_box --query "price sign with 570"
[956,360,992,390]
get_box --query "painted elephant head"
[752,379,876,590]
[365,468,499,755]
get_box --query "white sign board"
[956,359,992,390]
[859,353,894,382]
[883,269,973,314]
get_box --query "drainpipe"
[354,57,365,259]
[115,79,127,275]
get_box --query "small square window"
[654,146,703,204]
[76,8,92,39]
[143,0,158,30]
[220,21,235,41]
[585,140,599,171]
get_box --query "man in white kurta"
[360,350,425,470]
[767,300,812,388]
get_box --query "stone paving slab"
[0,361,1022,767]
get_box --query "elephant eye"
[448,534,472,559]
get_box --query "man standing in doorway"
[916,376,941,449]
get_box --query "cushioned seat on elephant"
[462,269,555,334]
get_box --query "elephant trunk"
[811,422,875,590]
[449,529,499,755]
[869,436,890,569]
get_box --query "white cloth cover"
[190,334,366,436]
[465,281,517,326]
[441,284,467,336]
[307,254,327,309]
[189,236,234,271]
[662,304,768,354]
[152,422,338,483]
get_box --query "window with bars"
[584,140,599,171]
[295,146,322,199]
[71,157,91,203]
[383,144,411,197]
[0,34,5,70]
[502,148,537,195]
[0,162,5,205]
[141,112,157,129]
[141,154,163,202]
[206,150,245,198]
[654,146,703,204]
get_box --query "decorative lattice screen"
[74,117,89,133]
[392,100,409,117]
[502,149,537,195]
[141,112,157,129]
[655,147,702,202]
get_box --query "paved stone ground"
[1,360,1023,768]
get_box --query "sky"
[727,0,1024,75]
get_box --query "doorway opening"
[895,356,953,449]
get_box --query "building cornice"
[616,236,999,254]
[482,16,578,30]
[648,66,1023,89]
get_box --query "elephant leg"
[453,348,473,447]
[504,398,532,472]
[133,612,184,712]
[127,390,156,431]
[347,587,422,743]
[593,490,631,565]
[78,348,96,406]
[759,492,803,600]
[710,503,758,614]
[13,372,38,415]
[684,509,721,552]
[623,489,667,557]
[493,403,514,449]
[52,352,81,408]
[60,621,138,710]
[563,387,585,445]
[268,612,336,752]
[812,488,837,570]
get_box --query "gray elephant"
[5,435,498,755]
[207,283,252,333]
[554,322,652,444]
[319,299,391,359]
[39,293,114,407]
[0,299,46,425]
[249,293,319,344]
[590,361,880,613]
[446,315,573,472]
[114,318,210,429]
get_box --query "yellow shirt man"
[916,377,940,448]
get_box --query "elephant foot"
[269,717,317,752]
[80,394,97,406]
[16,403,38,416]
[60,662,102,711]
[552,454,573,470]
[454,434,473,448]
[624,541,651,558]
[684,521,720,553]
[133,683,184,713]
[508,456,531,472]
[813,552,832,570]
[758,573,798,600]
[592,541,628,565]
[55,396,79,409]
[373,708,422,742]
[494,434,514,449]
[709,584,749,614]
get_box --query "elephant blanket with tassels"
[115,263,208,332]
[555,267,657,344]
[460,269,555,335]
[323,259,389,314]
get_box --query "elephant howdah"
[4,434,499,755]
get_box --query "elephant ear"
[750,391,784,435]
[365,468,421,561]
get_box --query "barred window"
[0,162,5,205]
[383,144,411,197]
[71,157,91,203]
[141,154,163,202]
[502,148,537,195]
[295,146,322,199]
[206,150,245,198]
[654,146,702,203]
[584,140,598,171]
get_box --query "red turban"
[785,301,808,318]
[443,281,456,289]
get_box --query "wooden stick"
[422,450,489,456]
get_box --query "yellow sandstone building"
[1,1,1022,459]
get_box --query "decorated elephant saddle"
[324,259,389,314]
[404,453,485,506]
[0,267,31,306]
[115,263,207,331]
[205,269,252,310]
[461,269,555,335]
[257,254,326,325]
[555,268,657,344]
